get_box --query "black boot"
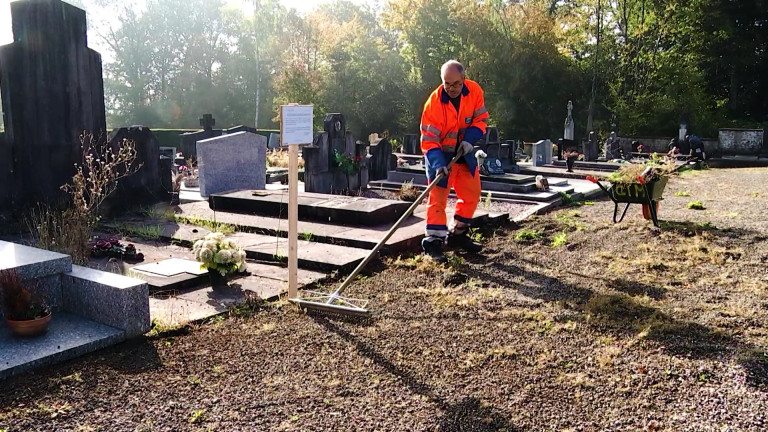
[447,230,482,253]
[422,238,448,263]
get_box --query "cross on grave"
[200,114,216,131]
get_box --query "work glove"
[457,141,475,157]
[435,166,451,178]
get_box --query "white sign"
[281,105,314,145]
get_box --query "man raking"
[420,60,490,263]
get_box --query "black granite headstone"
[0,0,106,206]
[368,137,393,181]
[107,126,164,204]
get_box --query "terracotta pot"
[6,312,52,337]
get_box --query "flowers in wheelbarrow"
[192,232,247,276]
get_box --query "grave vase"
[208,270,229,288]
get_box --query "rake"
[290,151,465,317]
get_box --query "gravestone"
[303,114,369,194]
[368,134,393,181]
[0,0,106,207]
[268,133,281,149]
[324,113,347,165]
[604,132,620,159]
[478,127,504,175]
[178,114,222,159]
[564,101,575,140]
[107,126,166,204]
[225,125,257,135]
[402,134,421,155]
[583,131,598,161]
[531,139,553,166]
[197,131,267,197]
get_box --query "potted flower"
[192,232,247,287]
[1,269,52,337]
[182,158,199,188]
[564,149,581,172]
[90,236,144,262]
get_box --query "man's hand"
[436,166,451,179]
[457,141,474,157]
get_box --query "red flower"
[354,155,361,163]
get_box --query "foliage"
[333,151,362,175]
[515,229,542,243]
[26,133,140,264]
[398,180,420,202]
[0,269,50,321]
[267,149,305,169]
[92,0,767,139]
[687,201,706,210]
[192,232,247,276]
[551,232,568,248]
[606,155,677,184]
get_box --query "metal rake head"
[289,291,370,318]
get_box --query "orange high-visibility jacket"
[420,79,489,156]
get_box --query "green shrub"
[515,229,542,242]
[687,201,705,210]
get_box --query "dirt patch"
[1,168,767,431]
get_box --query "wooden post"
[288,141,299,299]
[280,104,313,300]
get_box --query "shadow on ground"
[313,316,520,431]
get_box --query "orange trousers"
[425,163,481,240]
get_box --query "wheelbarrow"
[587,175,668,228]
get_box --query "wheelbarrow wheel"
[642,201,660,220]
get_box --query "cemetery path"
[1,168,768,431]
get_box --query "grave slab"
[0,312,124,380]
[0,240,72,280]
[176,202,502,252]
[209,190,412,226]
[62,265,150,338]
[197,131,267,197]
[150,274,289,327]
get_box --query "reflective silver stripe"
[425,229,448,238]
[445,132,458,139]
[441,145,455,153]
[459,128,467,134]
[421,125,441,136]
[421,135,440,143]
[477,118,489,124]
[473,106,488,117]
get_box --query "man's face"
[442,67,465,99]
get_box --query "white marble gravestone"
[564,101,575,141]
[197,131,267,197]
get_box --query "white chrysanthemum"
[192,239,204,252]
[215,250,232,263]
[222,239,236,250]
[199,248,214,262]
[203,240,218,251]
[206,232,225,243]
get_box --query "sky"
[0,0,373,47]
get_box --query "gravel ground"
[2,168,767,431]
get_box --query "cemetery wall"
[718,129,765,155]
[617,136,719,156]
